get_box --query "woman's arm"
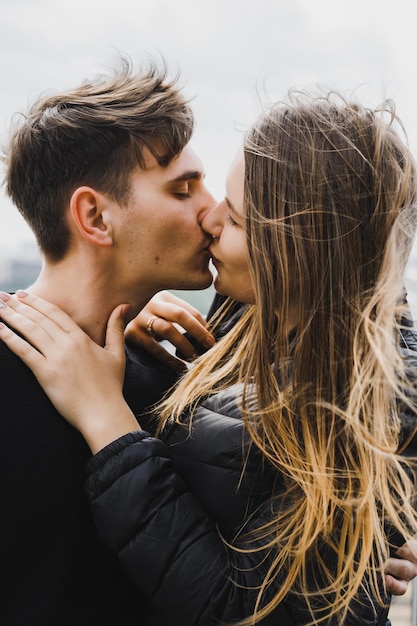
[83,429,407,625]
[85,430,263,624]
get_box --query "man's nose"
[201,201,224,238]
[198,186,217,224]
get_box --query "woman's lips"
[209,249,221,266]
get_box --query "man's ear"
[69,187,114,247]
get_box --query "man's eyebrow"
[168,170,204,184]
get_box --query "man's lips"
[196,240,212,257]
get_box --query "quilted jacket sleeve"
[85,430,393,626]
[85,431,279,625]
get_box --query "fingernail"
[16,290,28,297]
[0,300,8,308]
[0,292,11,301]
[204,335,215,348]
[171,359,188,373]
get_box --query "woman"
[1,92,417,625]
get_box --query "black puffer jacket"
[84,323,417,625]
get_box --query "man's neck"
[28,262,150,346]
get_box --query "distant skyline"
[1,1,417,270]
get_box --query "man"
[0,57,215,625]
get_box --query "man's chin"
[190,276,213,291]
[179,271,213,291]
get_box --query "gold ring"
[146,315,158,337]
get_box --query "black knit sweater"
[0,337,178,626]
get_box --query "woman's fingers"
[0,293,128,430]
[385,555,417,595]
[125,291,215,366]
[0,290,77,334]
[384,538,417,595]
[0,295,58,357]
[0,312,47,371]
[125,320,187,372]
[395,537,417,562]
[125,313,195,366]
[0,291,93,361]
[154,307,214,349]
[385,573,408,595]
[143,291,208,327]
[0,295,76,394]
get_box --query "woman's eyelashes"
[226,212,239,226]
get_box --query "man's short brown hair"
[2,56,194,261]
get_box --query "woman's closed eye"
[226,212,239,227]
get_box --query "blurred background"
[1,0,417,316]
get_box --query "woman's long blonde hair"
[158,93,417,624]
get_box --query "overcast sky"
[1,0,417,257]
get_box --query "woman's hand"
[385,538,417,595]
[0,291,139,454]
[125,291,215,369]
